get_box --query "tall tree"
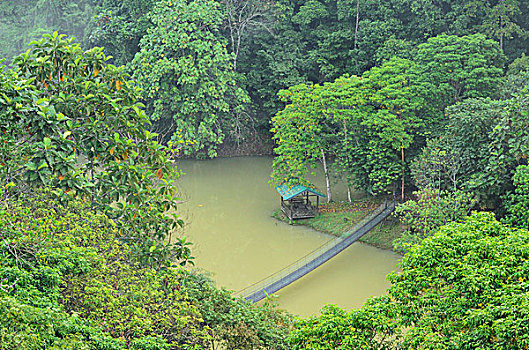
[487,90,529,203]
[220,0,275,72]
[413,33,506,111]
[131,0,249,158]
[2,32,189,267]
[434,98,507,205]
[481,0,528,51]
[362,57,425,200]
[270,83,332,199]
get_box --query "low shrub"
[0,190,209,349]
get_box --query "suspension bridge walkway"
[235,200,396,302]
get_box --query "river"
[174,156,400,317]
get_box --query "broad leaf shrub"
[0,296,123,350]
[0,190,293,349]
[0,190,209,349]
[288,212,529,349]
[0,32,189,269]
[287,301,399,349]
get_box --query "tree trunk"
[321,148,332,203]
[354,0,360,49]
[347,185,352,203]
[234,26,241,72]
[401,147,405,201]
[499,0,504,51]
[353,0,360,73]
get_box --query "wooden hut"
[276,183,326,224]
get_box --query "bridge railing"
[235,200,391,299]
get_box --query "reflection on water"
[174,156,400,317]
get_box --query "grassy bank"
[273,200,405,252]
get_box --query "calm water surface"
[174,156,400,317]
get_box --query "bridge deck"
[237,201,396,302]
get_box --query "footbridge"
[235,200,396,302]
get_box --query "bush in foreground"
[0,190,208,349]
[0,190,292,349]
[289,212,529,349]
[503,165,529,230]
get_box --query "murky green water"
[174,156,399,317]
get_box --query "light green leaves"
[289,212,529,349]
[272,58,425,196]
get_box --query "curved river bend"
[175,157,399,317]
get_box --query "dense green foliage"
[412,34,505,110]
[0,296,122,350]
[396,88,528,248]
[289,213,529,348]
[1,32,189,268]
[0,191,207,349]
[131,0,249,158]
[182,274,292,349]
[393,188,477,251]
[413,91,529,208]
[503,165,529,229]
[0,190,292,349]
[86,0,155,66]
[3,0,529,153]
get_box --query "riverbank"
[216,132,274,157]
[272,200,404,252]
[177,157,399,316]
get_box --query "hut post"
[289,199,293,224]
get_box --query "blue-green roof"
[276,183,326,201]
